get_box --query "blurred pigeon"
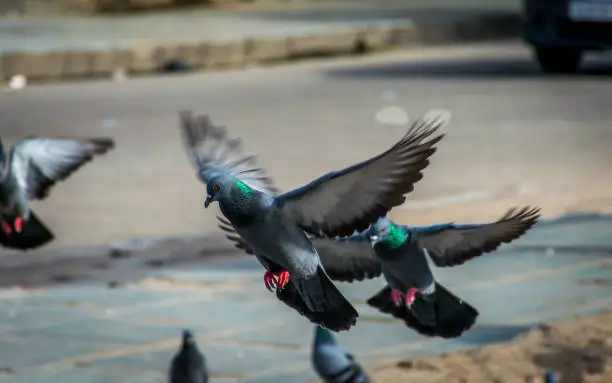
[544,370,557,383]
[312,326,372,383]
[179,110,446,331]
[364,207,540,338]
[169,329,209,383]
[0,137,115,250]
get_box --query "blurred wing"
[311,238,382,282]
[414,206,541,267]
[179,111,279,194]
[8,137,115,200]
[216,215,381,282]
[274,110,447,238]
[216,215,255,255]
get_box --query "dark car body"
[523,0,612,72]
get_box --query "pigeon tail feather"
[366,283,478,339]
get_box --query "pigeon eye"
[381,228,386,232]
[214,184,221,191]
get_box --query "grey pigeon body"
[179,110,446,331]
[312,326,372,383]
[363,207,541,337]
[169,330,209,383]
[0,137,115,250]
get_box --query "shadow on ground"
[322,53,612,81]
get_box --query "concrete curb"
[0,13,522,82]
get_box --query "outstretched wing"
[179,110,279,194]
[216,215,381,282]
[413,206,541,268]
[273,110,447,238]
[8,137,115,200]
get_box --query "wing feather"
[179,111,279,194]
[274,110,448,238]
[215,215,381,282]
[415,206,541,267]
[8,137,115,200]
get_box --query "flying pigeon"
[169,329,209,383]
[219,206,540,337]
[179,110,446,331]
[364,207,541,338]
[0,137,115,250]
[312,326,372,383]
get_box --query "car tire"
[534,47,582,74]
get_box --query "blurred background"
[0,0,611,382]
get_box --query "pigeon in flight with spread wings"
[0,136,115,250]
[220,207,540,337]
[179,110,446,331]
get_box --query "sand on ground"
[368,311,612,383]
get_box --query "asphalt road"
[0,40,611,253]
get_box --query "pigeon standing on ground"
[312,326,372,383]
[169,329,209,383]
[179,110,446,331]
[0,137,115,250]
[363,207,541,338]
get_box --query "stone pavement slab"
[0,213,611,382]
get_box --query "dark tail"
[366,282,478,339]
[278,266,358,332]
[0,211,54,251]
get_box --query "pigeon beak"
[204,195,214,208]
[369,235,380,247]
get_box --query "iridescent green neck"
[385,224,406,249]
[234,180,253,196]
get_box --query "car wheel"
[534,47,582,74]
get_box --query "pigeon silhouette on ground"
[0,137,115,250]
[169,329,209,383]
[179,109,446,331]
[364,207,541,338]
[312,326,372,383]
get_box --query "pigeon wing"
[273,110,447,238]
[310,238,382,282]
[216,215,381,282]
[414,206,541,268]
[8,137,115,200]
[179,110,279,194]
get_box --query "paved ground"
[0,213,611,383]
[0,41,611,382]
[0,41,611,251]
[0,0,520,52]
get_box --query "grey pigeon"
[0,137,115,250]
[219,206,539,337]
[312,326,372,383]
[364,207,541,338]
[179,110,446,331]
[169,329,209,383]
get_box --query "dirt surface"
[370,311,612,383]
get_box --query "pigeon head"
[368,217,406,249]
[205,174,254,208]
[314,325,336,346]
[182,329,196,345]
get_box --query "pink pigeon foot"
[405,287,419,307]
[1,220,12,235]
[14,216,23,233]
[391,288,403,306]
